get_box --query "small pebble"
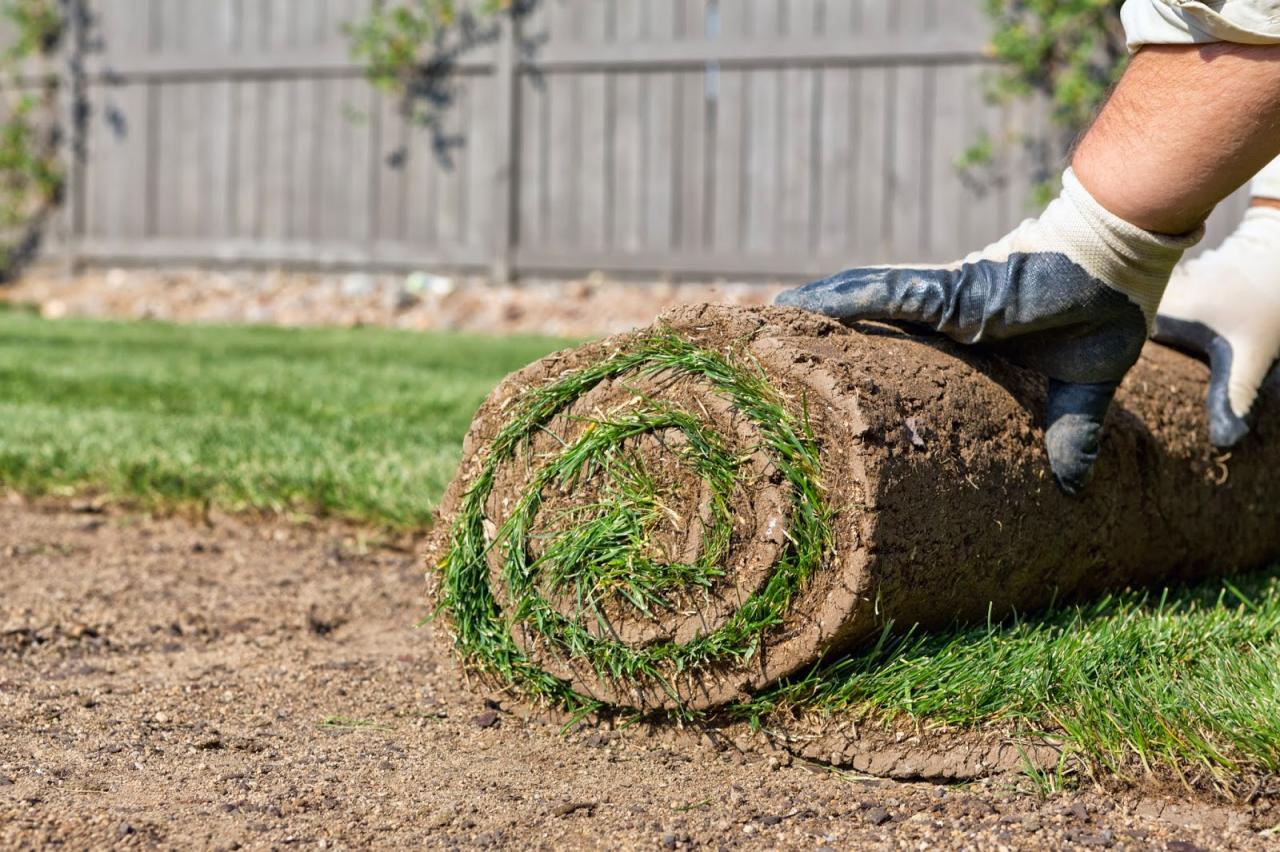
[472,709,499,729]
[864,807,892,826]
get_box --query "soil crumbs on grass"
[1,500,1275,851]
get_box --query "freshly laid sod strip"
[0,305,570,527]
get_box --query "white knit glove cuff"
[1051,168,1203,331]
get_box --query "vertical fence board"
[207,1,236,240]
[262,79,293,240]
[849,67,888,261]
[887,2,929,259]
[674,72,706,252]
[231,77,258,238]
[546,71,578,247]
[403,107,439,248]
[643,70,675,252]
[375,96,407,244]
[743,65,782,253]
[611,3,643,252]
[816,68,852,259]
[576,1,608,251]
[467,72,499,254]
[961,65,1007,253]
[436,78,468,249]
[517,74,546,247]
[710,70,743,255]
[824,0,854,33]
[150,81,176,236]
[779,66,814,253]
[927,64,966,262]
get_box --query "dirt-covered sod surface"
[2,501,1278,851]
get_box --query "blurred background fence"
[60,0,1248,281]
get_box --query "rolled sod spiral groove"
[434,328,833,713]
[523,413,734,625]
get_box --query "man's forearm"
[1073,43,1280,235]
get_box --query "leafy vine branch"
[0,0,63,278]
[964,0,1128,204]
[346,0,512,125]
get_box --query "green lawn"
[2,305,1276,793]
[0,304,572,527]
[751,577,1280,792]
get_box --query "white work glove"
[777,168,1201,494]
[1154,205,1280,447]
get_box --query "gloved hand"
[776,168,1201,494]
[1154,205,1280,448]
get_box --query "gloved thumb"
[1154,315,1261,449]
[1215,333,1278,448]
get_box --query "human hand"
[776,169,1200,494]
[1154,206,1280,448]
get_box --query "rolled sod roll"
[424,304,1280,713]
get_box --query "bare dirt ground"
[2,498,1276,850]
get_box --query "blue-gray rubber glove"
[777,169,1201,495]
[1154,205,1280,448]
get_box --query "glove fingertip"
[1045,416,1101,497]
[1044,380,1118,497]
[1206,380,1250,450]
[773,287,810,309]
[1153,316,1252,448]
[1204,336,1251,449]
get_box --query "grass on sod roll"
[2,305,1278,788]
[435,330,832,712]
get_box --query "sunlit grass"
[749,572,1280,789]
[0,305,571,528]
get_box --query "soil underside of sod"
[3,499,1279,850]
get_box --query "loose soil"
[2,498,1276,850]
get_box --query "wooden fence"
[64,0,1246,281]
